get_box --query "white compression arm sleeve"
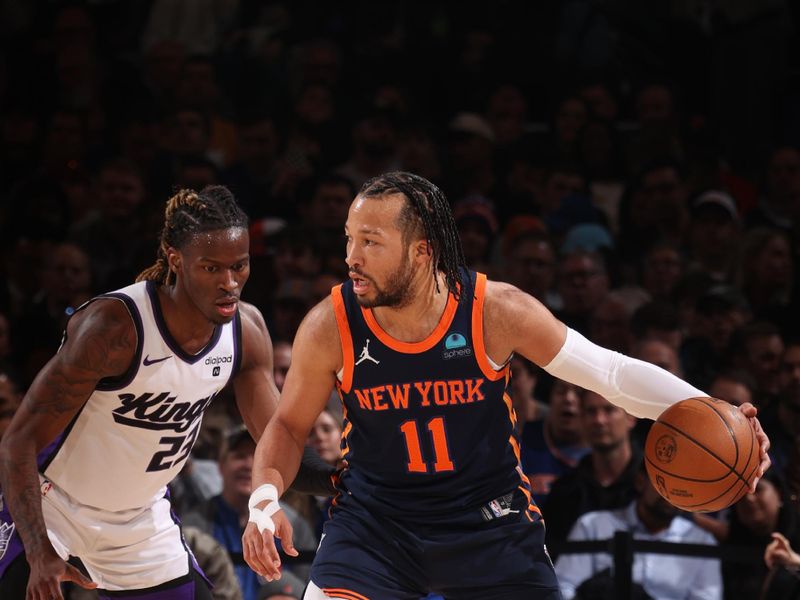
[542,328,707,421]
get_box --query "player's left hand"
[737,402,771,492]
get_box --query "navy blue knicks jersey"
[331,270,539,520]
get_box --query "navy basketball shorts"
[309,492,563,600]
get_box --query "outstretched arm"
[0,299,134,598]
[243,297,341,580]
[483,280,770,488]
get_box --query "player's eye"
[204,265,218,273]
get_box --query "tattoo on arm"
[0,303,135,558]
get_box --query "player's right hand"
[243,509,298,581]
[26,553,97,600]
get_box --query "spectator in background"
[748,146,800,233]
[271,278,313,342]
[781,340,800,392]
[543,390,640,549]
[550,95,588,160]
[688,190,742,282]
[555,464,720,600]
[708,369,756,408]
[336,107,400,191]
[555,463,721,600]
[257,569,305,600]
[223,113,283,219]
[728,320,785,410]
[502,230,558,307]
[639,241,685,300]
[69,158,153,291]
[510,356,548,430]
[453,196,498,273]
[173,55,237,167]
[13,242,93,385]
[632,338,682,377]
[444,112,497,201]
[520,378,587,506]
[296,173,356,257]
[723,471,800,600]
[396,122,442,183]
[577,119,627,232]
[736,228,794,333]
[176,156,221,191]
[184,427,317,600]
[556,250,610,334]
[307,408,342,467]
[619,160,690,266]
[681,285,750,389]
[631,300,684,353]
[589,292,634,354]
[486,83,528,148]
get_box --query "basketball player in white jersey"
[0,186,333,599]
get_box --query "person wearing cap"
[453,196,499,273]
[688,189,742,282]
[445,112,497,201]
[184,427,317,600]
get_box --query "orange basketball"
[644,397,759,512]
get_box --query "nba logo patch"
[0,521,15,561]
[213,366,220,376]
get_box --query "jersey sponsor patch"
[443,332,472,360]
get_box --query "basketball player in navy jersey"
[0,186,333,599]
[243,172,771,599]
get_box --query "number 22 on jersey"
[399,416,455,473]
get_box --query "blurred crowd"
[1,1,800,599]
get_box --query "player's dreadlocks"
[136,186,248,285]
[359,172,468,301]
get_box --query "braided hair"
[136,186,248,285]
[358,172,468,301]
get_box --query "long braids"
[359,172,468,301]
[136,186,248,285]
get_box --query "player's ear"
[165,247,181,273]
[414,238,432,259]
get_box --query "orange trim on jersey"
[471,273,507,381]
[332,285,355,393]
[360,289,458,354]
[502,392,517,428]
[322,588,370,600]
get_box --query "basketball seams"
[694,397,741,470]
[649,420,741,482]
[646,397,760,512]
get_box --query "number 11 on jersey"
[399,416,455,473]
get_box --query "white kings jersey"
[38,281,241,511]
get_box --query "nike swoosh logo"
[143,354,172,366]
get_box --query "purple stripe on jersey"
[37,433,65,470]
[97,580,196,600]
[165,491,212,589]
[0,500,24,578]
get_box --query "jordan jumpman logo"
[355,338,380,365]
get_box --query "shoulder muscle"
[483,279,566,367]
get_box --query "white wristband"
[248,483,278,510]
[248,483,281,534]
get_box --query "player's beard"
[354,254,415,309]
